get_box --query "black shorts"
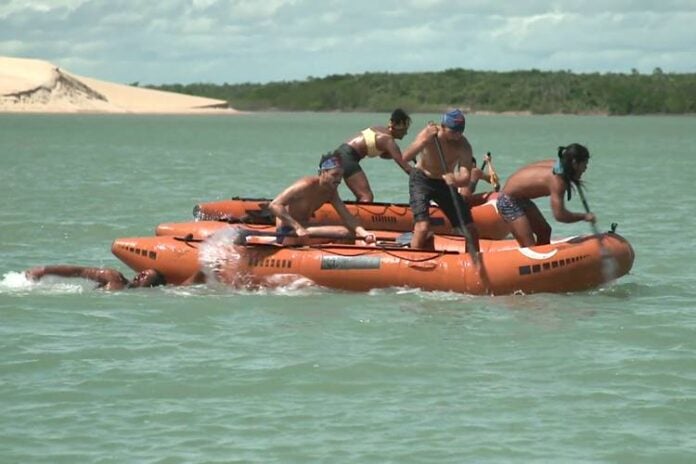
[408,169,473,228]
[334,143,363,178]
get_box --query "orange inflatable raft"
[112,227,634,295]
[192,192,509,240]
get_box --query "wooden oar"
[576,184,600,236]
[480,152,500,192]
[486,152,501,191]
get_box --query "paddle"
[229,228,398,245]
[177,229,420,250]
[431,131,479,259]
[481,152,501,192]
[576,184,600,236]
[575,184,617,281]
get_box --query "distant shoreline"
[148,68,696,116]
[5,108,696,116]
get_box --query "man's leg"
[524,203,552,245]
[408,170,434,249]
[507,215,537,247]
[410,220,434,249]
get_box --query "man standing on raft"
[497,143,596,247]
[269,152,376,245]
[334,108,413,202]
[401,109,480,251]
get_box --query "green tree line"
[146,68,696,115]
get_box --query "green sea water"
[1,113,695,463]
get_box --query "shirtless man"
[268,152,376,245]
[401,108,480,251]
[334,108,413,202]
[25,265,167,290]
[496,143,596,247]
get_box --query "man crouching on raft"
[268,152,376,245]
[401,109,480,252]
[497,143,596,247]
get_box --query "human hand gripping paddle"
[480,152,501,192]
[575,184,618,281]
[431,131,480,262]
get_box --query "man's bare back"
[502,160,558,200]
[274,176,338,226]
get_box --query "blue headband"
[441,109,466,133]
[319,156,341,170]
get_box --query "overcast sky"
[1,0,695,85]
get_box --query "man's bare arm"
[330,194,375,242]
[26,265,125,287]
[402,125,437,163]
[549,178,590,223]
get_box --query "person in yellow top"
[334,108,413,202]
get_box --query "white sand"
[0,56,239,114]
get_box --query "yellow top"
[361,128,381,158]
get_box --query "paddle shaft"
[576,184,600,235]
[432,134,477,256]
[243,229,398,242]
[575,181,617,283]
[175,230,402,243]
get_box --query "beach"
[0,56,239,114]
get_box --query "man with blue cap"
[268,151,376,245]
[401,109,480,251]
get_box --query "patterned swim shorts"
[496,193,534,223]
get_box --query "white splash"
[197,227,247,285]
[0,271,34,290]
[0,271,84,294]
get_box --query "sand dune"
[0,56,238,114]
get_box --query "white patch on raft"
[517,247,558,260]
[515,236,580,260]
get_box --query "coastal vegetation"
[148,68,696,115]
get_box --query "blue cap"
[441,109,466,133]
[319,154,342,170]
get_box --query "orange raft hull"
[111,231,634,295]
[192,192,509,240]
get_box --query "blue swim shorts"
[496,193,534,223]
